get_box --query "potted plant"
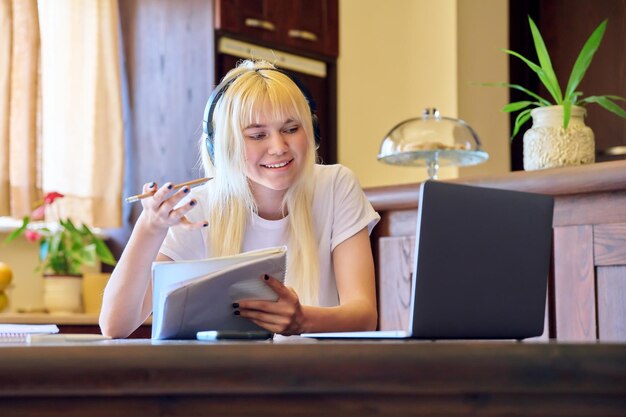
[4,192,116,313]
[495,17,626,170]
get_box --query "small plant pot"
[82,272,110,315]
[43,274,83,314]
[523,105,595,170]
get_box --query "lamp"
[377,108,488,179]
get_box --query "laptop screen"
[409,181,554,339]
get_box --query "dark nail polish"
[183,187,190,193]
[232,303,239,308]
[167,183,173,190]
[148,182,155,188]
[203,222,208,227]
[264,274,269,280]
[234,310,240,316]
[189,200,196,206]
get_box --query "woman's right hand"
[138,182,207,231]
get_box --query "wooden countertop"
[0,340,624,416]
[0,312,101,325]
[365,159,626,210]
[0,312,151,326]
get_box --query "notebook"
[0,324,60,343]
[302,180,554,340]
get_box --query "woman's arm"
[98,216,170,339]
[237,227,377,334]
[99,182,205,338]
[304,226,378,332]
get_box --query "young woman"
[99,60,380,338]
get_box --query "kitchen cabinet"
[366,160,626,341]
[215,0,338,58]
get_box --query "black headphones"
[202,67,320,164]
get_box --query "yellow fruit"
[0,262,12,291]
[0,291,7,311]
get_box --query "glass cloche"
[377,108,488,179]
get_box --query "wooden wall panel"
[105,1,215,258]
[597,266,626,341]
[378,236,414,331]
[554,191,626,227]
[553,225,597,341]
[119,0,214,196]
[594,223,626,266]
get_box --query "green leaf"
[63,218,80,235]
[528,17,563,103]
[562,101,572,129]
[603,95,626,102]
[564,20,607,102]
[581,95,626,119]
[502,101,535,113]
[4,216,30,243]
[504,49,562,104]
[49,233,62,260]
[570,91,584,105]
[483,82,552,106]
[94,239,117,266]
[512,108,533,140]
[79,243,97,266]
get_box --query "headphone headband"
[202,67,320,165]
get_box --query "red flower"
[24,230,41,242]
[44,192,64,205]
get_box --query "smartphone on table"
[196,330,273,341]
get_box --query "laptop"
[302,180,554,340]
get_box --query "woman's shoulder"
[315,164,359,188]
[313,163,358,182]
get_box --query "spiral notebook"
[0,324,60,343]
[151,246,287,339]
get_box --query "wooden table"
[0,340,625,416]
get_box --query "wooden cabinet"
[366,161,626,341]
[214,0,339,164]
[215,0,338,57]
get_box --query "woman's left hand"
[235,275,306,335]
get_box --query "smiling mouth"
[261,159,293,169]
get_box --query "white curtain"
[38,0,123,228]
[0,0,41,218]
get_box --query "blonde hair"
[199,60,320,305]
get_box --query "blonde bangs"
[234,72,314,143]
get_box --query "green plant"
[3,192,116,275]
[494,16,626,139]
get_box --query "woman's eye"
[283,125,299,134]
[246,132,266,140]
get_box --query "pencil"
[125,177,213,203]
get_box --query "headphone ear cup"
[205,134,215,165]
[311,113,321,147]
[203,96,216,165]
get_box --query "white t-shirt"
[159,164,380,307]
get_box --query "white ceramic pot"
[43,274,83,314]
[523,105,595,170]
